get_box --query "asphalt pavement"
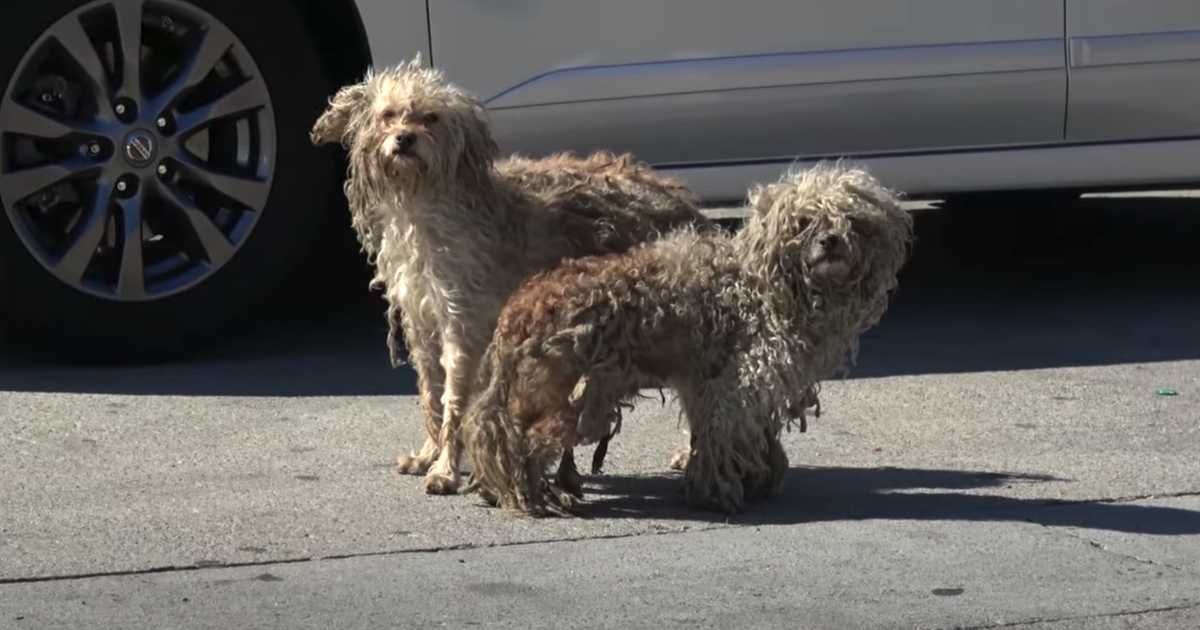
[2,193,1200,629]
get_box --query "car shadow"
[576,465,1200,536]
[2,194,1199,395]
[0,297,420,396]
[851,193,1200,378]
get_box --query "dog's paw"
[477,487,500,507]
[668,447,691,472]
[397,452,434,475]
[543,484,583,517]
[423,471,461,495]
[555,463,585,499]
[686,479,744,515]
[684,464,745,515]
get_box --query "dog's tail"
[460,340,539,513]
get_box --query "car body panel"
[488,44,1065,166]
[351,0,1199,197]
[1066,1,1200,142]
[354,0,430,71]
[484,39,1064,110]
[428,0,1062,101]
[1066,0,1200,37]
[429,0,1064,166]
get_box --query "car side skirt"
[660,137,1200,200]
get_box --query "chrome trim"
[487,39,1064,109]
[1069,30,1200,68]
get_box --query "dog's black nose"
[820,234,842,249]
[394,132,416,154]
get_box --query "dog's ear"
[747,181,779,216]
[456,102,500,180]
[311,83,369,147]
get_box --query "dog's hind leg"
[574,372,636,475]
[555,449,584,498]
[668,444,690,472]
[531,415,584,516]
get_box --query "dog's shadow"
[578,465,1200,536]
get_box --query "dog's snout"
[394,132,417,154]
[820,234,842,249]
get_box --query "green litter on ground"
[1155,388,1179,396]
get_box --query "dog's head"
[310,58,499,194]
[741,164,912,320]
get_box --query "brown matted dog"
[462,164,913,516]
[309,59,714,495]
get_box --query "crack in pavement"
[0,522,727,586]
[996,490,1200,512]
[1018,489,1200,577]
[1053,528,1188,573]
[948,600,1200,629]
[1045,490,1200,506]
[2,490,1196,587]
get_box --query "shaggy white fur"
[310,59,713,494]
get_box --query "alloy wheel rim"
[0,0,276,301]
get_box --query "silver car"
[2,0,1197,355]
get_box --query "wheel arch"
[289,0,374,85]
[290,0,432,83]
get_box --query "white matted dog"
[463,164,913,516]
[310,60,713,494]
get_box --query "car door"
[429,1,1064,165]
[1066,0,1200,142]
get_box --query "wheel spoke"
[114,0,145,98]
[54,178,114,283]
[1,101,99,138]
[3,1,274,302]
[0,159,96,205]
[155,23,235,111]
[158,181,234,266]
[176,79,267,136]
[175,156,269,210]
[115,193,145,299]
[48,16,109,99]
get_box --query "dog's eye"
[381,109,398,122]
[425,112,440,125]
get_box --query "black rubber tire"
[0,0,344,362]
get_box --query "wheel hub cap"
[123,130,157,167]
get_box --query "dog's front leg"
[397,330,445,475]
[679,373,748,514]
[423,335,479,494]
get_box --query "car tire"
[0,0,343,361]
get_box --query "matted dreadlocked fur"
[462,163,913,516]
[310,58,713,495]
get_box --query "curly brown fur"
[463,164,913,516]
[311,59,713,494]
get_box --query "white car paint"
[1066,0,1200,143]
[355,0,429,74]
[351,1,1200,199]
